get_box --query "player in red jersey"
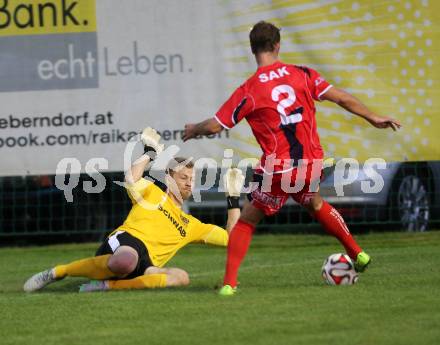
[183,21,401,295]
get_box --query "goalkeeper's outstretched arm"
[125,155,151,184]
[125,127,164,184]
[224,168,245,232]
[226,208,240,233]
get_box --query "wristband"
[144,145,157,160]
[227,196,240,209]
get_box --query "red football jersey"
[215,61,332,174]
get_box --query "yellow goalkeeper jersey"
[115,178,228,268]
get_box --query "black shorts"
[95,231,153,279]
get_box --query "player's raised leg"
[79,266,189,292]
[300,193,371,272]
[23,246,138,292]
[220,200,264,296]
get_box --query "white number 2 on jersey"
[271,84,302,125]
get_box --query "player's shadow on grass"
[30,279,221,294]
[38,279,89,293]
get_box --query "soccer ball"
[321,253,359,285]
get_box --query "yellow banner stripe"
[0,0,96,36]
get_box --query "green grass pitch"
[1,231,440,345]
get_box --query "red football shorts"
[248,162,323,216]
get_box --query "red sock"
[314,201,362,259]
[223,220,255,287]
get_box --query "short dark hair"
[166,157,194,175]
[249,21,281,55]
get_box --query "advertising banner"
[0,0,438,176]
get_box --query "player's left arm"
[321,87,402,131]
[224,168,245,232]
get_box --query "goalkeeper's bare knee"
[108,247,139,277]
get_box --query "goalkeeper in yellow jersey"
[24,127,245,292]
